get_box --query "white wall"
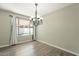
[0,9,31,47]
[0,10,11,47]
[37,4,79,55]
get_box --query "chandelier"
[30,3,43,40]
[30,3,43,27]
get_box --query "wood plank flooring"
[0,41,76,56]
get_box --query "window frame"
[15,17,33,36]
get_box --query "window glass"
[16,17,33,36]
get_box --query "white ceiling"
[0,3,72,17]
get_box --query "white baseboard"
[0,44,9,48]
[37,40,79,56]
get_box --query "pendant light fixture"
[30,3,43,40]
[30,3,43,26]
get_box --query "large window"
[16,17,33,36]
